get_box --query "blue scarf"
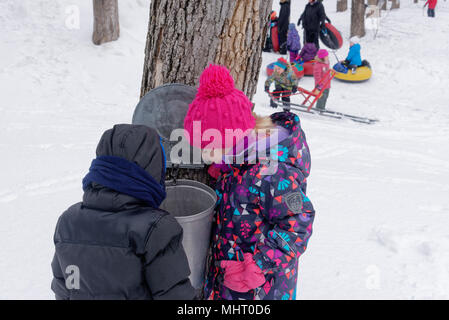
[82,155,166,208]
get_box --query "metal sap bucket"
[160,179,216,290]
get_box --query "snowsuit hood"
[205,112,315,300]
[287,24,301,52]
[83,124,166,211]
[299,43,318,62]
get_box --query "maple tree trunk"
[92,0,119,45]
[140,0,273,101]
[351,0,366,37]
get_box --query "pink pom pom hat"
[183,64,256,150]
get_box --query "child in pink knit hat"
[313,49,332,110]
[184,65,315,301]
[184,64,256,151]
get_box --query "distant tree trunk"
[92,0,120,45]
[351,0,366,37]
[391,0,400,9]
[337,0,348,12]
[140,0,273,101]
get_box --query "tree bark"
[337,0,348,12]
[391,0,400,9]
[140,0,273,101]
[351,0,366,38]
[92,0,120,45]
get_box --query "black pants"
[428,9,435,17]
[304,29,320,49]
[272,84,291,111]
[279,26,288,54]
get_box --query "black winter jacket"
[298,1,326,31]
[278,1,291,34]
[51,125,196,300]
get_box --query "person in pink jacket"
[313,49,331,110]
[424,0,437,17]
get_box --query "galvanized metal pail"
[160,179,217,290]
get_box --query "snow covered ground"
[1,0,448,299]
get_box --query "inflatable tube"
[333,61,372,83]
[320,23,343,50]
[271,25,279,52]
[303,60,315,76]
[266,62,304,79]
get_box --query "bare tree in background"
[92,0,120,45]
[337,0,348,12]
[391,0,400,9]
[140,0,273,100]
[351,0,366,37]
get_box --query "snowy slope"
[1,0,449,299]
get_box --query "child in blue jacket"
[343,36,362,74]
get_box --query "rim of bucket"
[164,179,217,223]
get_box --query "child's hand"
[220,253,265,292]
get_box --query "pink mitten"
[220,260,247,292]
[220,253,266,293]
[242,253,266,290]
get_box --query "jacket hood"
[269,112,311,178]
[303,43,317,53]
[95,124,165,182]
[225,112,311,179]
[83,124,166,211]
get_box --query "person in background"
[278,0,291,55]
[263,11,278,52]
[313,49,332,110]
[424,0,437,17]
[265,57,298,111]
[287,23,301,63]
[342,36,362,74]
[298,42,318,63]
[183,64,315,300]
[51,124,196,300]
[297,0,327,49]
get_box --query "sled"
[271,23,280,52]
[266,61,305,79]
[320,23,343,50]
[333,60,372,83]
[268,70,378,124]
[303,60,315,76]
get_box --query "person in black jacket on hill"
[278,0,291,54]
[51,124,196,300]
[297,0,329,49]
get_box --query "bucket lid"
[132,84,204,168]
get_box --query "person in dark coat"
[278,0,291,55]
[51,124,196,300]
[297,0,328,49]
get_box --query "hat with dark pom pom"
[184,64,256,149]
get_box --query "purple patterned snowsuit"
[204,112,315,300]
